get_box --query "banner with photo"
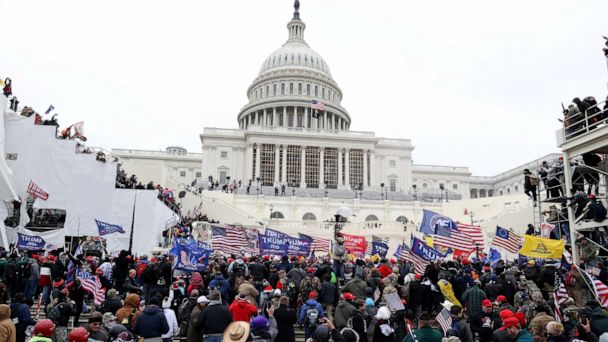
[259,230,312,256]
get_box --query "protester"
[133,296,170,341]
[0,304,15,342]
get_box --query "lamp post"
[324,182,328,197]
[412,184,417,201]
[439,184,445,203]
[269,204,274,221]
[380,183,385,200]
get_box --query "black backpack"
[46,302,64,324]
[18,262,31,279]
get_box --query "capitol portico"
[201,4,414,193]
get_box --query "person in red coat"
[229,293,258,322]
[377,260,392,279]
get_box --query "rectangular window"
[286,145,301,186]
[389,179,397,192]
[219,171,227,183]
[453,184,458,189]
[221,151,228,159]
[389,160,396,168]
[260,144,276,186]
[324,148,338,189]
[196,172,202,178]
[305,146,320,188]
[349,149,364,190]
[180,171,186,177]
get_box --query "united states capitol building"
[113,3,558,237]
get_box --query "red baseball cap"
[503,317,520,329]
[343,293,355,301]
[482,299,493,307]
[515,312,526,326]
[497,295,507,302]
[308,291,317,299]
[499,309,514,320]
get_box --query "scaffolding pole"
[563,151,580,265]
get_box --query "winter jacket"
[334,300,356,330]
[208,275,231,303]
[343,277,367,300]
[162,308,178,339]
[115,294,141,331]
[318,281,336,306]
[250,317,278,342]
[299,299,324,325]
[9,302,34,338]
[287,268,306,288]
[133,305,169,338]
[237,281,259,304]
[99,297,122,315]
[590,306,608,336]
[187,305,202,342]
[274,304,297,342]
[197,303,232,334]
[0,305,15,342]
[229,299,257,322]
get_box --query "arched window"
[273,84,277,95]
[281,83,285,95]
[322,88,325,99]
[255,90,258,99]
[266,85,269,96]
[290,83,294,94]
[302,212,316,221]
[365,214,379,222]
[306,84,311,95]
[298,83,302,94]
[396,216,409,224]
[304,55,308,63]
[270,211,284,219]
[314,85,318,97]
[422,183,428,188]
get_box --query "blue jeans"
[333,260,344,280]
[205,336,223,342]
[41,285,51,305]
[24,279,37,301]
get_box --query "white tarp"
[0,96,18,201]
[3,105,175,255]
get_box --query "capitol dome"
[238,4,350,132]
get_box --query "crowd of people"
[563,95,608,139]
[115,167,182,214]
[0,230,604,342]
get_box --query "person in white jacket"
[161,297,179,342]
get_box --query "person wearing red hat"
[67,327,89,342]
[471,299,499,342]
[334,292,357,331]
[299,290,324,340]
[503,317,533,341]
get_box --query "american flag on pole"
[436,308,452,334]
[76,270,105,305]
[456,223,485,249]
[211,225,250,256]
[394,244,428,275]
[580,269,608,307]
[299,233,330,253]
[432,224,473,251]
[491,226,521,254]
[311,99,324,118]
[554,272,570,305]
[27,180,49,200]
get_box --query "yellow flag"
[519,234,564,259]
[424,234,434,247]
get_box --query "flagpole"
[574,266,604,306]
[128,191,138,253]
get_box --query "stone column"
[300,146,306,188]
[274,144,280,185]
[363,149,368,189]
[263,109,267,126]
[345,148,350,189]
[369,150,375,190]
[303,107,308,128]
[281,145,287,184]
[319,147,325,188]
[283,106,287,127]
[273,107,277,127]
[255,143,261,181]
[245,144,253,181]
[338,148,343,186]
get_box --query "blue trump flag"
[411,237,441,261]
[170,239,213,272]
[487,247,502,267]
[371,242,389,258]
[419,209,457,234]
[95,219,125,236]
[259,229,311,256]
[16,233,46,251]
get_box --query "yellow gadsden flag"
[519,234,564,259]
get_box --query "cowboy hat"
[223,321,250,342]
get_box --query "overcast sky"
[2,0,607,176]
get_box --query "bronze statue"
[293,0,300,19]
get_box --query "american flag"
[581,269,608,307]
[491,226,521,254]
[436,308,452,334]
[299,233,330,253]
[554,272,570,305]
[76,270,105,305]
[432,224,473,251]
[211,225,250,256]
[456,223,485,249]
[311,99,325,111]
[394,244,427,275]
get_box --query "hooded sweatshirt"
[0,305,15,342]
[229,299,257,322]
[133,305,169,338]
[115,294,141,331]
[187,272,203,296]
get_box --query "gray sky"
[2,0,607,176]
